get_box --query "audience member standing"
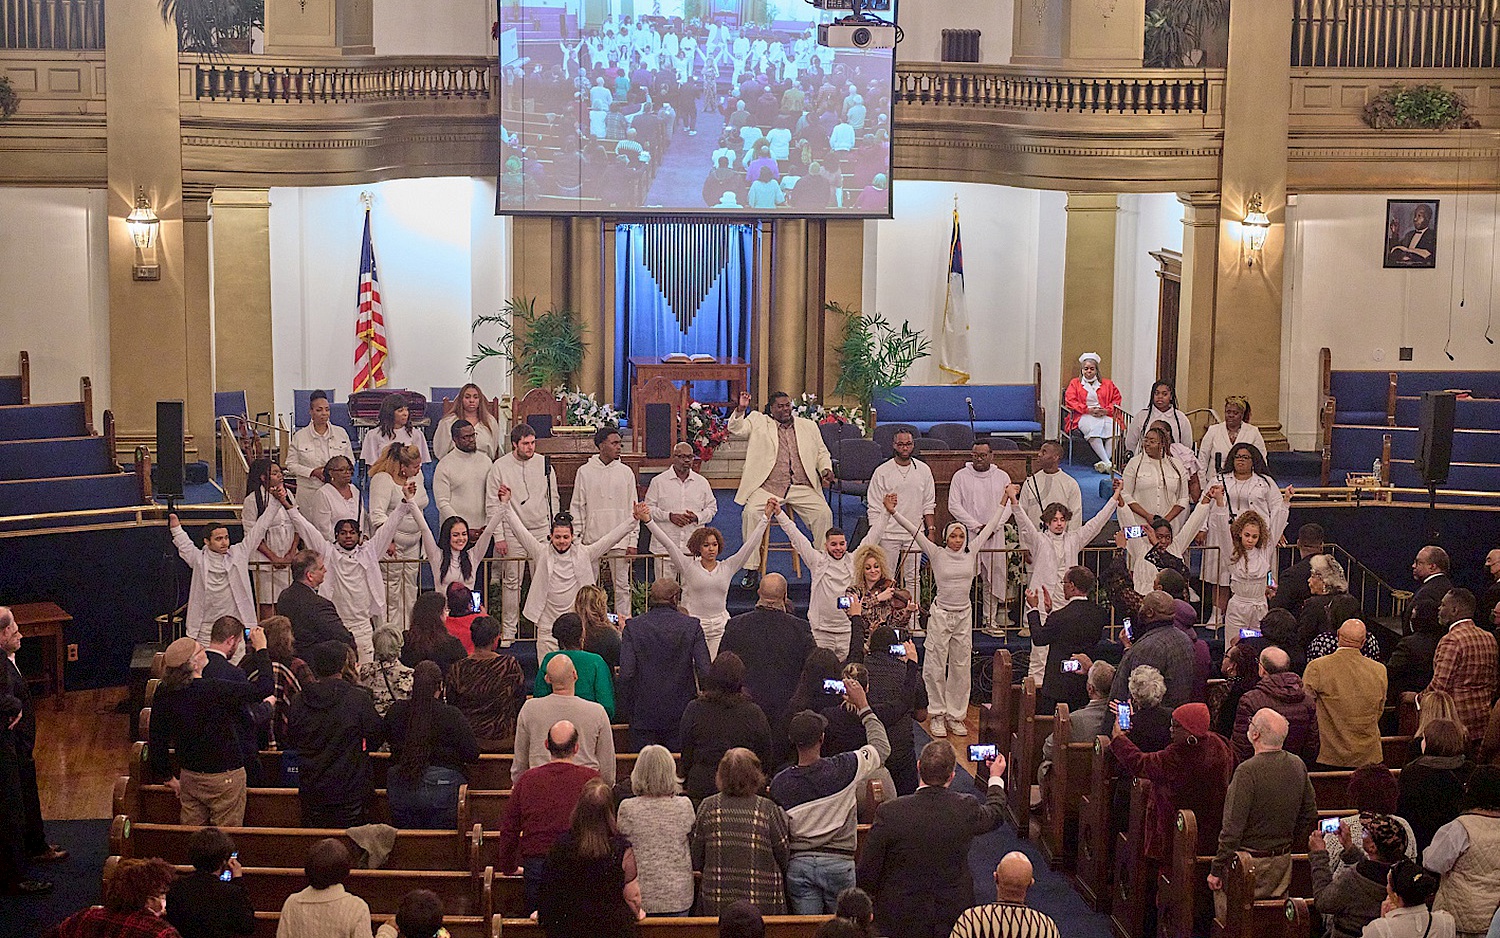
[170,507,285,647]
[276,550,355,654]
[949,439,1013,628]
[720,574,817,730]
[1018,440,1081,532]
[148,633,275,827]
[846,623,927,796]
[692,748,791,915]
[163,828,255,938]
[947,852,1061,938]
[201,617,268,782]
[645,442,717,581]
[1269,523,1326,619]
[1425,766,1500,938]
[1305,619,1388,770]
[358,628,412,717]
[1409,546,1455,634]
[274,839,372,938]
[572,425,640,620]
[1426,589,1499,746]
[1209,709,1318,919]
[534,613,615,718]
[866,429,937,604]
[497,720,600,912]
[1400,719,1476,855]
[856,742,1007,938]
[485,425,559,645]
[399,591,467,674]
[536,777,644,936]
[1110,702,1232,865]
[1039,662,1115,780]
[1026,567,1109,715]
[0,607,67,882]
[578,586,623,670]
[285,641,385,828]
[444,615,526,751]
[775,497,892,657]
[1109,592,1198,709]
[620,579,711,751]
[617,746,697,916]
[678,653,774,802]
[286,390,354,518]
[514,655,617,785]
[384,661,479,829]
[1231,646,1320,766]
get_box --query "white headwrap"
[1078,352,1102,366]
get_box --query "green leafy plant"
[470,296,588,391]
[830,301,931,425]
[1363,85,1479,131]
[1144,0,1228,67]
[159,0,264,54]
[0,76,19,122]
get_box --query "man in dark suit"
[856,741,1008,938]
[1409,545,1454,633]
[1269,523,1326,618]
[275,550,355,653]
[720,574,816,731]
[201,616,270,785]
[1028,565,1110,715]
[0,607,62,896]
[618,578,710,751]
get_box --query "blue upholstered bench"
[873,369,1044,441]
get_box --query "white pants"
[975,543,1006,627]
[382,541,421,634]
[495,532,546,644]
[923,605,973,722]
[741,485,832,571]
[534,609,560,658]
[601,550,633,618]
[882,537,922,608]
[812,621,850,660]
[700,612,729,659]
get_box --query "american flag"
[353,208,388,392]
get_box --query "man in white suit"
[728,390,834,589]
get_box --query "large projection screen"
[497,0,895,218]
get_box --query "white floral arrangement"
[556,388,623,428]
[791,392,869,436]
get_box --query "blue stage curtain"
[613,222,757,414]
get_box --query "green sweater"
[534,650,616,720]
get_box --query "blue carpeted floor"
[0,819,110,938]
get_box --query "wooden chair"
[630,375,687,457]
[441,395,502,421]
[757,523,804,578]
[511,387,563,437]
[1075,735,1118,912]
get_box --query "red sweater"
[496,760,599,872]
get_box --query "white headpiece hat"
[1078,352,1101,365]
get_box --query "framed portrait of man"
[1384,199,1439,269]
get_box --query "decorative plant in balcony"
[160,0,264,55]
[0,76,18,122]
[830,301,930,426]
[470,296,589,392]
[1363,85,1479,131]
[1144,0,1228,68]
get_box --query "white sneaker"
[1093,460,1110,473]
[947,718,969,736]
[928,719,948,738]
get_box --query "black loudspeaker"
[1415,390,1457,486]
[155,400,185,497]
[643,403,674,459]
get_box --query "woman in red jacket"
[1063,352,1124,473]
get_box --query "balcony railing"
[894,63,1220,115]
[1,0,102,50]
[1292,0,1500,68]
[189,56,494,103]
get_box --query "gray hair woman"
[1123,665,1174,753]
[616,745,696,916]
[357,627,413,717]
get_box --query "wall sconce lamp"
[126,187,161,281]
[1241,192,1270,267]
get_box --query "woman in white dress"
[433,383,499,460]
[1206,481,1292,633]
[645,502,775,657]
[412,495,505,592]
[1147,418,1203,504]
[243,457,299,619]
[314,455,365,541]
[368,442,428,632]
[1197,395,1268,477]
[1119,425,1191,574]
[360,393,432,466]
[1202,442,1281,620]
[1125,380,1195,455]
[1062,352,1124,473]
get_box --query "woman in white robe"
[243,458,299,618]
[1197,395,1268,477]
[1119,425,1191,574]
[1201,442,1280,620]
[368,442,428,633]
[432,383,499,460]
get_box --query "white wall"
[1283,192,1500,450]
[896,0,1014,64]
[1113,193,1184,415]
[0,187,110,424]
[373,0,495,56]
[268,177,510,421]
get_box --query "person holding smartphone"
[162,829,254,938]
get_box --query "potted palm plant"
[470,296,589,392]
[1144,0,1228,67]
[829,301,930,428]
[160,0,264,55]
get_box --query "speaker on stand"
[155,400,186,506]
[1414,390,1457,537]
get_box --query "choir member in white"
[1128,490,1214,596]
[485,425,559,645]
[496,485,646,657]
[414,497,504,592]
[1018,441,1082,532]
[1207,481,1293,633]
[571,426,640,619]
[1124,380,1194,455]
[947,439,1013,628]
[359,393,431,467]
[433,420,493,529]
[367,443,428,633]
[1201,442,1280,618]
[312,455,364,542]
[1007,479,1123,686]
[1196,395,1267,478]
[285,390,354,517]
[727,390,834,586]
[170,497,286,646]
[1118,426,1191,572]
[866,429,937,605]
[645,502,774,657]
[777,495,894,658]
[242,457,299,619]
[887,496,1012,738]
[1148,418,1203,503]
[432,383,500,459]
[283,490,412,664]
[644,442,717,581]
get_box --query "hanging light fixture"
[126,187,161,281]
[1241,191,1270,267]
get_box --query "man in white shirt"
[727,390,834,590]
[1018,440,1082,533]
[486,424,560,645]
[949,439,1012,628]
[285,390,354,516]
[433,420,492,531]
[867,429,936,604]
[571,425,639,618]
[644,442,717,581]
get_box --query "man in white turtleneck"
[949,439,1012,629]
[433,420,492,531]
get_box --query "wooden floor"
[926,705,984,776]
[34,687,132,820]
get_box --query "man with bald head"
[619,577,711,751]
[1303,618,1387,769]
[1210,708,1318,918]
[512,654,616,783]
[496,718,600,912]
[1231,645,1319,765]
[1109,590,1198,708]
[948,852,1060,938]
[644,441,716,582]
[1409,544,1453,633]
[721,572,817,732]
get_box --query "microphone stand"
[966,397,977,440]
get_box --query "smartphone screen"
[606,612,620,625]
[1266,571,1276,587]
[823,678,846,694]
[1063,659,1082,673]
[836,595,853,610]
[1121,618,1132,641]
[1320,818,1340,834]
[1124,525,1146,539]
[470,589,483,613]
[967,744,998,762]
[1239,628,1262,639]
[220,852,237,882]
[889,644,906,656]
[1117,703,1132,731]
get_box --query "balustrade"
[894,64,1220,116]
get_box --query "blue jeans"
[522,858,547,913]
[786,852,856,914]
[385,765,464,829]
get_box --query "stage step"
[0,435,114,480]
[0,472,142,519]
[0,402,87,442]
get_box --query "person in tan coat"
[1304,619,1388,771]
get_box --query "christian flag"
[938,204,971,384]
[353,209,388,392]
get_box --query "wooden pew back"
[497,917,830,937]
[1108,777,1152,938]
[1040,704,1094,869]
[978,649,1013,747]
[1005,677,1052,832]
[1212,851,1312,938]
[1075,734,1117,912]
